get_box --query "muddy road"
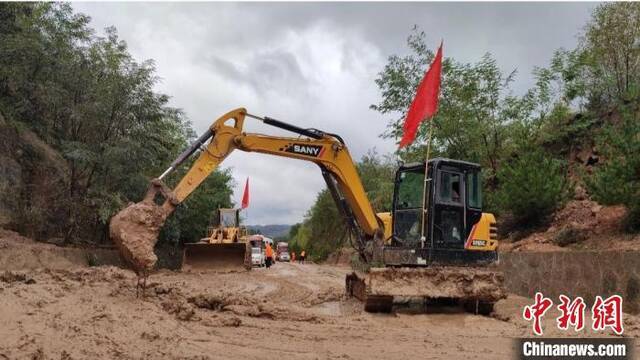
[1,259,637,359]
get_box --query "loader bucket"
[183,242,249,271]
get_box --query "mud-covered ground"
[1,229,638,359]
[2,260,638,360]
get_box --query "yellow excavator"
[110,108,504,311]
[182,208,250,271]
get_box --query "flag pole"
[419,120,435,250]
[398,40,443,253]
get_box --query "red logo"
[523,292,554,336]
[557,295,586,331]
[592,295,624,335]
[523,293,624,336]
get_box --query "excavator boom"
[109,108,383,275]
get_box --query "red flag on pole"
[241,178,249,209]
[398,41,444,148]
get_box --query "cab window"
[395,169,424,209]
[438,172,462,205]
[466,171,482,208]
[220,211,237,227]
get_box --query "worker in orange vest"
[265,243,274,269]
[300,250,306,264]
[291,251,296,262]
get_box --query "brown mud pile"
[147,281,323,323]
[325,247,355,266]
[552,199,626,234]
[0,229,105,270]
[503,200,633,252]
[109,202,169,272]
[0,270,36,284]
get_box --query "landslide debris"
[0,270,35,284]
[503,199,632,252]
[151,286,321,323]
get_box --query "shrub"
[495,149,571,228]
[553,226,587,247]
[587,106,640,232]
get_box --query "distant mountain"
[246,224,291,238]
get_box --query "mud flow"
[2,226,638,360]
[109,201,169,273]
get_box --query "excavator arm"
[176,109,376,226]
[111,108,384,273]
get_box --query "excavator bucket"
[109,201,169,273]
[346,266,506,313]
[182,242,249,271]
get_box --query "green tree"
[587,106,640,231]
[288,151,397,261]
[0,3,234,245]
[371,27,519,179]
[495,149,570,228]
[303,189,346,260]
[161,167,234,244]
[371,26,569,217]
[582,2,640,103]
[357,150,396,212]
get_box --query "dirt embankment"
[501,199,636,252]
[0,229,123,271]
[324,247,355,266]
[0,114,69,237]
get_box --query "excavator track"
[364,295,394,313]
[346,266,505,314]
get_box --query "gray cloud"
[74,2,596,225]
[208,48,311,97]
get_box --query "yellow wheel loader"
[182,208,250,271]
[109,108,504,311]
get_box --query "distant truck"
[248,235,266,267]
[276,242,290,262]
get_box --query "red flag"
[399,41,443,148]
[241,178,249,209]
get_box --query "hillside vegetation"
[0,3,233,246]
[289,3,640,260]
[1,3,639,259]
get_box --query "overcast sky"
[74,2,596,225]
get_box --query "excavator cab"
[347,158,503,313]
[385,158,497,267]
